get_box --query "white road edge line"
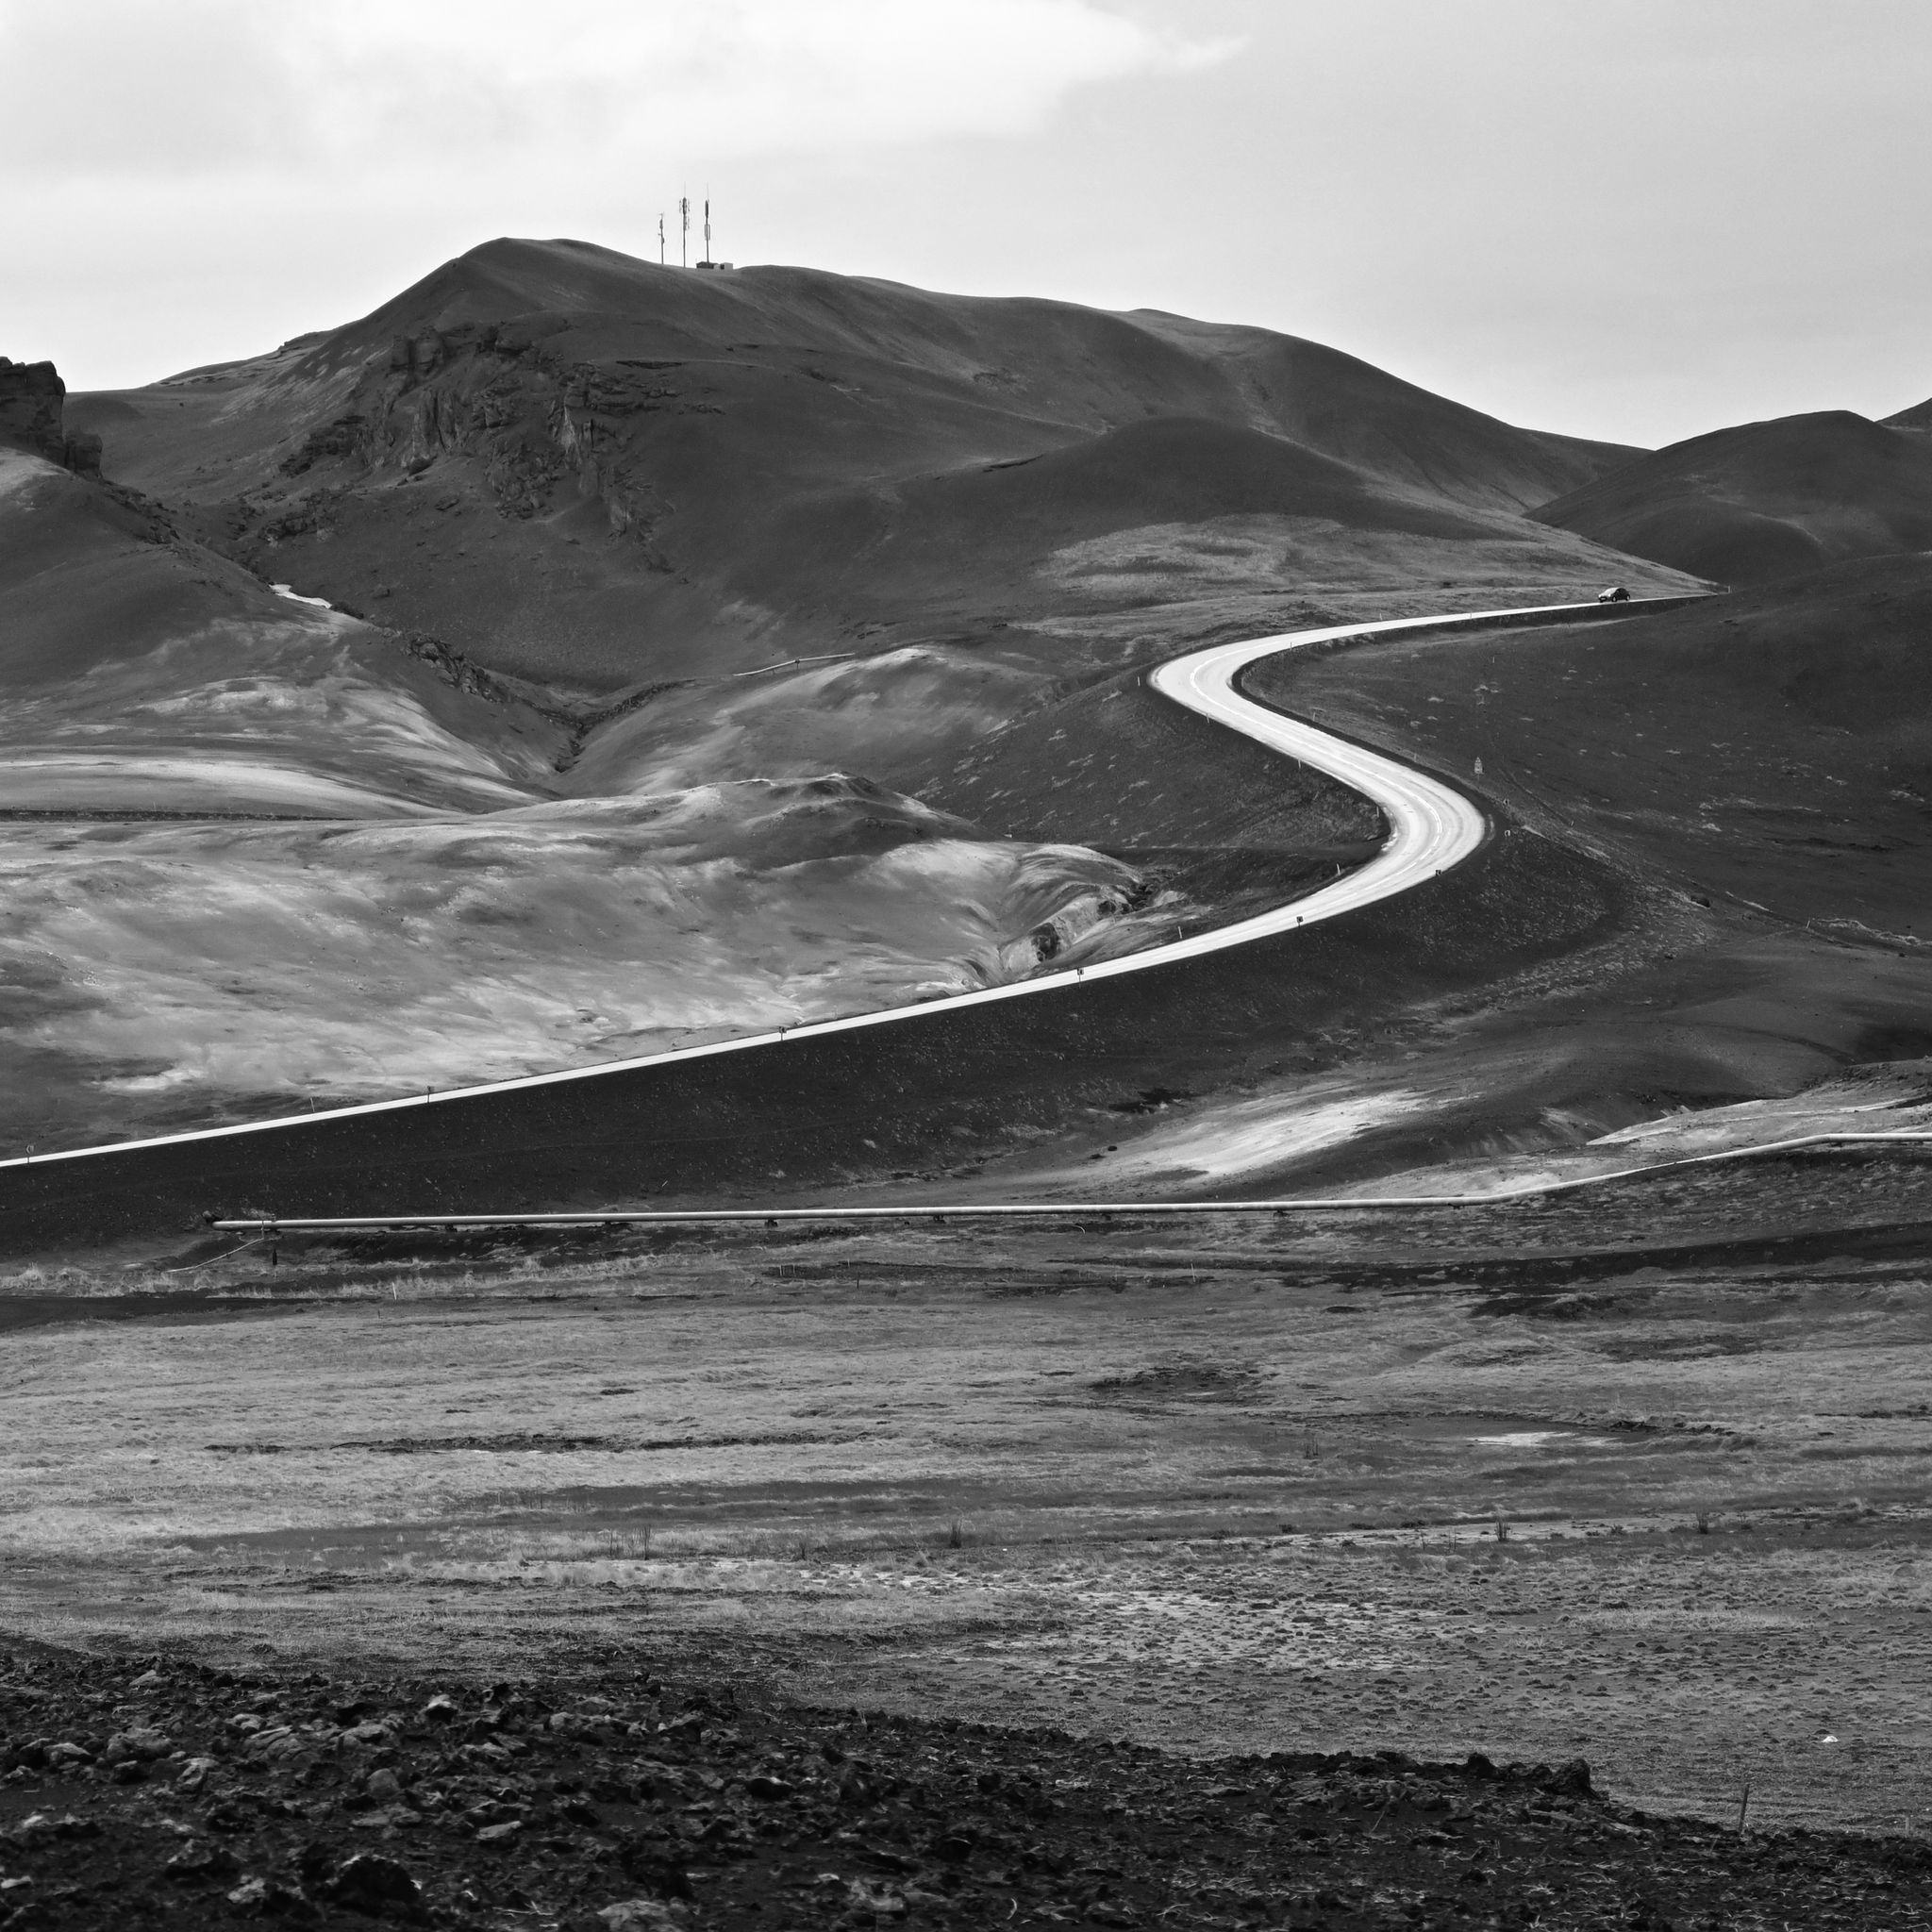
[2,598,1635,1174]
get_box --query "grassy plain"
[5,1154,1928,1838]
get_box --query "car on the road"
[1596,584,1631,603]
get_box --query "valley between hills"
[4,239,1932,1924]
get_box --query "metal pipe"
[206,1128,1932,1233]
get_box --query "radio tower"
[658,213,665,265]
[703,198,712,266]
[679,196,690,268]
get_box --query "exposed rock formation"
[273,322,676,551]
[0,356,66,460]
[0,356,104,474]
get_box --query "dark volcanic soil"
[4,1648,1926,1931]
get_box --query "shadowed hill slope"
[728,413,1500,624]
[1531,410,1932,587]
[1125,308,1637,511]
[74,237,1656,690]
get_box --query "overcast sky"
[5,0,1928,445]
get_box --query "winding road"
[4,598,1641,1182]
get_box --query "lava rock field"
[3,1649,1926,1929]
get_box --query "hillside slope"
[1125,308,1637,510]
[0,435,1142,1156]
[0,445,564,817]
[1531,410,1932,586]
[74,238,1664,691]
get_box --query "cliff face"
[0,357,64,458]
[0,357,101,475]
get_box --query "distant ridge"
[1531,409,1932,586]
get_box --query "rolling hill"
[74,237,1665,691]
[1531,409,1932,587]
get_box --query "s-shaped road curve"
[1,597,1678,1180]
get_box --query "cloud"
[0,0,1235,181]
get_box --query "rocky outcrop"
[0,356,66,461]
[62,428,102,476]
[268,326,680,556]
[277,413,365,477]
[0,357,106,474]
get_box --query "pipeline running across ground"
[208,1128,1932,1234]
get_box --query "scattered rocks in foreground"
[2,1648,1925,1928]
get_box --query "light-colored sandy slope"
[0,620,555,816]
[0,758,462,818]
[0,448,565,816]
[564,647,1050,798]
[1053,1054,1932,1199]
[0,783,1148,1154]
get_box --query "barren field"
[7,1147,1928,1852]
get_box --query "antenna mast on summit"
[679,195,690,268]
[658,213,665,265]
[703,198,711,265]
